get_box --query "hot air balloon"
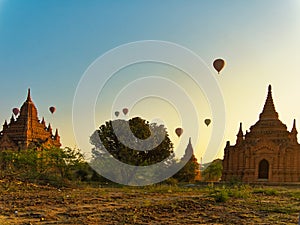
[122,108,128,115]
[204,119,211,127]
[175,127,183,137]
[213,58,225,74]
[49,106,56,114]
[12,108,19,116]
[115,111,120,117]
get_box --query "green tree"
[0,147,85,186]
[44,147,85,180]
[202,159,223,182]
[90,117,174,184]
[90,117,174,166]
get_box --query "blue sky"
[0,0,300,162]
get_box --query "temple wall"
[222,145,300,183]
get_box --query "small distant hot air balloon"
[49,106,56,114]
[213,58,225,74]
[204,119,211,127]
[175,127,183,137]
[12,108,19,116]
[122,108,129,115]
[115,111,120,117]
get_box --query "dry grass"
[0,180,299,224]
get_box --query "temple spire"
[290,119,298,143]
[236,122,243,145]
[48,123,52,134]
[259,85,278,120]
[54,129,60,141]
[186,137,193,154]
[41,117,45,126]
[54,128,59,137]
[291,119,297,134]
[10,114,15,124]
[182,137,194,161]
[237,122,243,135]
[26,88,32,102]
[3,120,8,130]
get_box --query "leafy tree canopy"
[90,117,174,166]
[202,159,223,182]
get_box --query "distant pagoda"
[0,89,61,150]
[182,138,201,181]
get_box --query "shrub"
[228,185,252,199]
[0,147,86,187]
[202,159,223,182]
[212,189,229,203]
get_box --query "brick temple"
[222,85,300,182]
[0,89,61,150]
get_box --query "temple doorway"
[258,159,269,179]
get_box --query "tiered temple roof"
[0,89,61,150]
[239,85,297,145]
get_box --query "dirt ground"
[0,180,300,225]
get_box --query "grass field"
[0,179,300,225]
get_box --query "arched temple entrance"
[258,159,269,179]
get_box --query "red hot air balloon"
[213,58,225,74]
[204,119,211,127]
[122,108,129,115]
[115,111,120,117]
[12,108,20,116]
[49,106,56,114]
[175,127,183,137]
